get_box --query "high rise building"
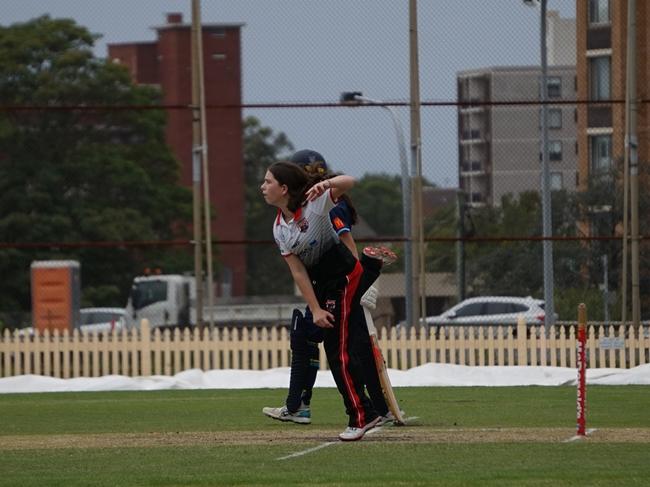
[576,0,648,192]
[456,10,577,207]
[457,64,577,206]
[108,13,246,297]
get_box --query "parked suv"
[424,296,553,328]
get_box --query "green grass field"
[1,386,649,486]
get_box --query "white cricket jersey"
[273,189,340,268]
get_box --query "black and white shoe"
[262,404,311,424]
[338,416,380,441]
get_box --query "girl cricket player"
[260,161,380,441]
[262,150,396,430]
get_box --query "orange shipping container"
[31,260,81,333]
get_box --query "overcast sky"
[3,1,576,186]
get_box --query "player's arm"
[284,254,334,328]
[305,175,355,202]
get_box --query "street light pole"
[524,0,555,331]
[340,92,413,328]
[409,0,426,326]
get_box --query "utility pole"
[456,191,466,302]
[192,0,215,329]
[602,255,610,323]
[625,0,640,327]
[456,189,467,303]
[409,0,426,326]
[191,0,204,328]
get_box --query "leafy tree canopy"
[0,16,191,313]
[243,116,294,295]
[350,173,406,237]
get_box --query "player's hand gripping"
[312,306,334,328]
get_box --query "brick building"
[108,13,246,297]
[576,0,649,191]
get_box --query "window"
[549,109,562,128]
[454,302,484,317]
[462,161,482,172]
[550,172,563,191]
[549,141,562,161]
[547,77,562,98]
[485,302,511,315]
[589,135,612,174]
[590,56,611,100]
[131,281,168,310]
[462,129,480,140]
[589,0,610,24]
[469,192,483,204]
[541,172,563,190]
[510,304,528,313]
[541,141,563,161]
[540,108,562,129]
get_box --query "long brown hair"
[268,161,358,223]
[268,161,315,213]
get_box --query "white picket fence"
[1,320,648,378]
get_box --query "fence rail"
[1,320,648,379]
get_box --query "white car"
[80,308,130,333]
[424,296,553,328]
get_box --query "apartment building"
[457,64,577,207]
[456,10,577,207]
[576,0,649,190]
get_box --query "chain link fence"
[1,1,647,331]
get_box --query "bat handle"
[363,306,378,336]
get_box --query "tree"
[243,116,294,295]
[458,191,589,319]
[573,160,650,320]
[349,173,405,237]
[424,201,457,273]
[0,17,192,313]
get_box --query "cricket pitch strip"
[2,427,650,450]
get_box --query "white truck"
[125,274,303,329]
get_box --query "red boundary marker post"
[576,303,587,436]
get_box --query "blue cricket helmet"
[290,149,328,175]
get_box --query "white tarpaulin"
[1,363,649,394]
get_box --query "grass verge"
[1,386,649,486]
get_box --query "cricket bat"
[363,306,405,426]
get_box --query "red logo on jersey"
[333,217,345,230]
[298,218,309,232]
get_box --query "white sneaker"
[262,404,311,424]
[338,416,380,441]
